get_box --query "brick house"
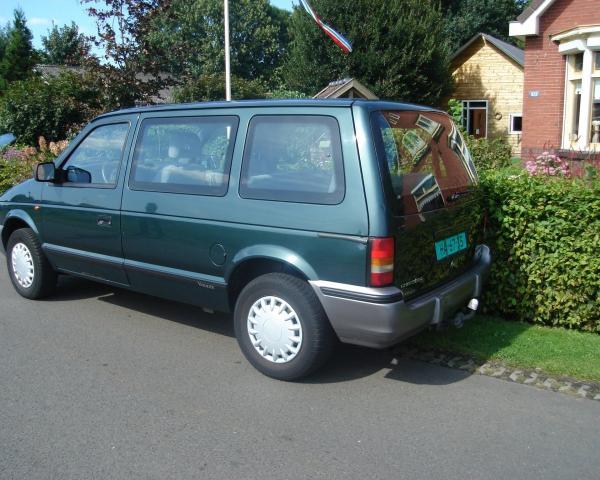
[510,0,600,160]
[450,33,524,155]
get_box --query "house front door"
[471,109,487,138]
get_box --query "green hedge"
[0,71,102,145]
[480,170,600,333]
[0,151,36,194]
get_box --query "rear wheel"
[6,228,56,299]
[234,273,335,381]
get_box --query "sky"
[0,0,295,50]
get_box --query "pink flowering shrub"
[525,152,571,177]
[0,137,69,193]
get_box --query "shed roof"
[313,78,378,100]
[452,33,524,67]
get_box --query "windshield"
[371,110,477,216]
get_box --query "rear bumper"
[309,244,491,348]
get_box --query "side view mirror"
[35,162,56,182]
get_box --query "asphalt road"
[1,267,598,480]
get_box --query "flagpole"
[224,0,232,101]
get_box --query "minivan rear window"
[240,115,345,204]
[371,110,477,216]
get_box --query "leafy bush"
[467,135,512,172]
[172,74,267,102]
[447,99,513,172]
[0,146,38,194]
[480,170,600,333]
[0,138,67,194]
[0,70,102,145]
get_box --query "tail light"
[369,237,395,287]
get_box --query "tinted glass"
[130,116,239,196]
[372,110,477,216]
[512,115,523,132]
[240,116,344,204]
[574,52,584,72]
[61,123,129,185]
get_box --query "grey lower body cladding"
[310,245,491,348]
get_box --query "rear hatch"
[371,110,482,299]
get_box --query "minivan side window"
[240,115,345,204]
[129,116,239,196]
[60,123,129,186]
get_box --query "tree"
[0,71,103,144]
[146,0,289,86]
[283,0,453,106]
[0,23,9,61]
[442,0,529,51]
[172,74,267,102]
[0,9,36,91]
[82,0,171,109]
[41,22,91,66]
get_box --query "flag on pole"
[299,0,353,54]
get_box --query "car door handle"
[97,215,112,226]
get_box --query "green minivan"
[0,99,490,380]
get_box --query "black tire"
[234,273,336,381]
[6,228,57,299]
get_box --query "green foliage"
[413,315,600,381]
[447,99,512,172]
[146,0,289,86]
[41,22,91,66]
[480,171,600,333]
[172,74,267,102]
[283,0,453,105]
[442,0,528,51]
[466,136,512,172]
[82,0,170,108]
[0,146,40,194]
[0,9,36,91]
[268,88,308,99]
[0,71,103,145]
[447,98,463,126]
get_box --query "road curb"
[394,344,600,401]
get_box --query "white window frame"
[461,100,489,138]
[553,27,600,151]
[508,113,523,134]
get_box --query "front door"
[471,109,487,138]
[40,119,135,285]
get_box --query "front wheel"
[6,228,57,299]
[234,273,335,381]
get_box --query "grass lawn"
[411,315,600,382]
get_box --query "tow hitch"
[437,298,479,330]
[451,298,479,328]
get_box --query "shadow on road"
[46,276,472,386]
[305,344,471,385]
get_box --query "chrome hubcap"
[11,243,35,288]
[247,296,303,363]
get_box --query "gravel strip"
[394,345,600,401]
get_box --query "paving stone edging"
[394,345,600,402]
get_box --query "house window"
[571,80,582,138]
[551,26,600,150]
[509,114,522,134]
[564,52,589,147]
[461,100,488,138]
[574,52,584,72]
[592,79,600,145]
